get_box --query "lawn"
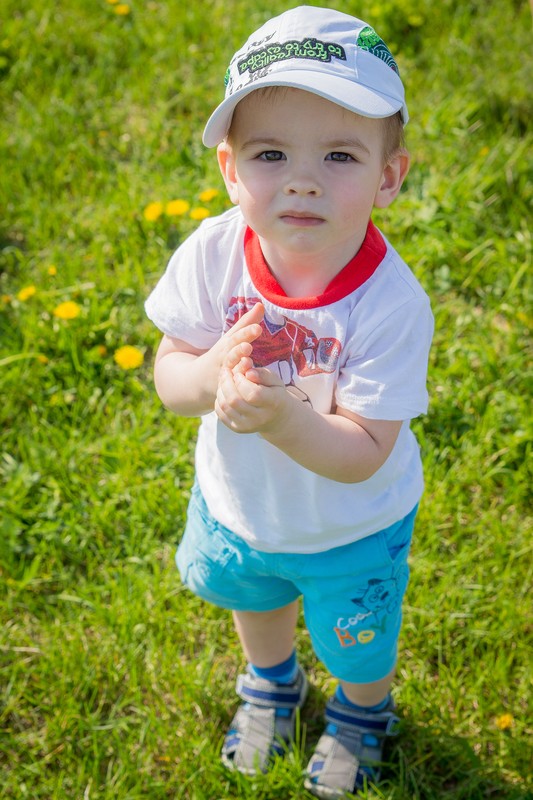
[0,0,531,798]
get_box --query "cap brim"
[203,70,408,147]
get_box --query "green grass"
[1,0,531,797]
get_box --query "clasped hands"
[214,302,294,435]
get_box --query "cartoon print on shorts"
[333,564,409,648]
[225,297,342,403]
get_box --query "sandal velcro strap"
[236,671,307,709]
[325,696,400,737]
[304,695,400,798]
[222,667,309,775]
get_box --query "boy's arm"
[264,396,402,483]
[154,336,213,416]
[216,363,401,483]
[153,303,264,417]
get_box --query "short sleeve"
[144,223,225,349]
[336,295,434,420]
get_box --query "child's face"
[218,88,408,275]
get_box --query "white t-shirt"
[145,206,433,554]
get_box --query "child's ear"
[374,149,410,209]
[217,141,239,205]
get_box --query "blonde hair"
[381,111,405,164]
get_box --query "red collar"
[243,220,386,310]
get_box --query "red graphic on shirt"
[225,297,342,386]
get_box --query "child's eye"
[258,150,285,162]
[327,152,354,162]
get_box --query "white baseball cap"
[203,5,408,147]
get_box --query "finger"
[232,355,254,376]
[215,370,250,429]
[225,342,253,371]
[227,303,264,339]
[218,367,248,408]
[232,371,271,407]
[214,396,242,430]
[227,303,264,348]
[226,321,263,354]
[244,366,284,388]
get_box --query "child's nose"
[284,164,322,196]
[285,183,321,196]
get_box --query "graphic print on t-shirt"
[225,296,342,390]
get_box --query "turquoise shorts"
[176,483,417,683]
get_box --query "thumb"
[245,366,284,388]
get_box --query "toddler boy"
[146,7,433,797]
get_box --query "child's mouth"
[281,212,324,227]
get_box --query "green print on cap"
[357,26,399,74]
[237,38,347,77]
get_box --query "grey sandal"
[304,695,399,798]
[221,666,308,774]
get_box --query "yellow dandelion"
[2,294,11,304]
[53,301,81,320]
[114,4,131,15]
[48,265,57,276]
[98,345,108,357]
[190,207,210,221]
[17,285,37,301]
[166,199,190,216]
[37,354,49,365]
[114,345,144,370]
[107,0,119,4]
[479,146,490,157]
[198,188,220,203]
[143,201,164,222]
[495,713,514,731]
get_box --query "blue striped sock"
[334,686,390,748]
[249,651,298,718]
[249,650,298,685]
[335,685,390,713]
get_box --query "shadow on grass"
[384,712,528,800]
[290,688,528,800]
